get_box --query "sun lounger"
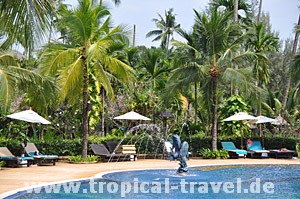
[246,140,269,158]
[269,148,295,159]
[105,141,120,153]
[106,141,137,159]
[90,144,135,162]
[21,143,58,165]
[0,147,34,167]
[221,141,247,159]
[162,141,173,159]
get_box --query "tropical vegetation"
[0,0,299,157]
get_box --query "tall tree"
[234,0,239,22]
[0,0,57,56]
[165,29,208,124]
[0,52,56,113]
[39,0,133,158]
[246,22,279,87]
[146,8,180,53]
[281,15,300,114]
[257,0,263,23]
[136,47,169,92]
[193,8,245,150]
[0,0,58,113]
[210,0,252,25]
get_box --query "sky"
[65,0,300,47]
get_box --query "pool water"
[5,164,300,199]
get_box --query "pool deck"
[1,158,300,197]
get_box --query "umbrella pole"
[240,121,244,149]
[259,124,262,137]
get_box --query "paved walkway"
[1,158,299,197]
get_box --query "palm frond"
[223,67,253,92]
[93,62,114,100]
[39,45,79,76]
[58,58,83,101]
[0,0,56,50]
[0,68,15,110]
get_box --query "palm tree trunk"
[133,24,136,47]
[257,0,263,23]
[211,76,218,151]
[194,82,198,124]
[166,32,170,56]
[101,88,105,136]
[82,53,89,159]
[233,0,239,95]
[281,14,300,113]
[234,0,238,22]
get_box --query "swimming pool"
[5,164,300,198]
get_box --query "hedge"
[0,135,298,156]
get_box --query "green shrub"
[69,155,99,162]
[200,148,215,159]
[200,148,229,159]
[0,161,4,168]
[263,137,298,150]
[0,135,298,156]
[69,155,82,162]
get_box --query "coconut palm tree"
[164,28,208,124]
[257,0,263,23]
[281,15,300,113]
[39,0,134,158]
[0,0,58,113]
[244,21,279,117]
[209,0,252,25]
[0,0,57,56]
[0,52,57,113]
[136,47,168,92]
[193,8,247,150]
[146,8,180,53]
[245,22,279,86]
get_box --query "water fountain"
[169,134,189,174]
[108,124,167,162]
[109,123,191,163]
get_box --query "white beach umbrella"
[223,112,256,148]
[223,112,256,122]
[7,110,51,124]
[247,115,276,137]
[7,109,51,148]
[249,115,276,124]
[113,111,151,121]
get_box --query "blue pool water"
[5,164,300,199]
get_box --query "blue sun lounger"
[246,140,269,158]
[0,147,34,167]
[22,143,58,165]
[221,141,247,159]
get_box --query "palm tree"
[0,52,57,113]
[257,0,263,23]
[290,54,300,79]
[246,22,279,86]
[234,0,239,22]
[0,0,57,57]
[193,8,246,150]
[136,47,168,92]
[209,0,252,25]
[165,28,208,124]
[39,0,134,158]
[281,14,300,113]
[0,0,58,113]
[146,8,180,52]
